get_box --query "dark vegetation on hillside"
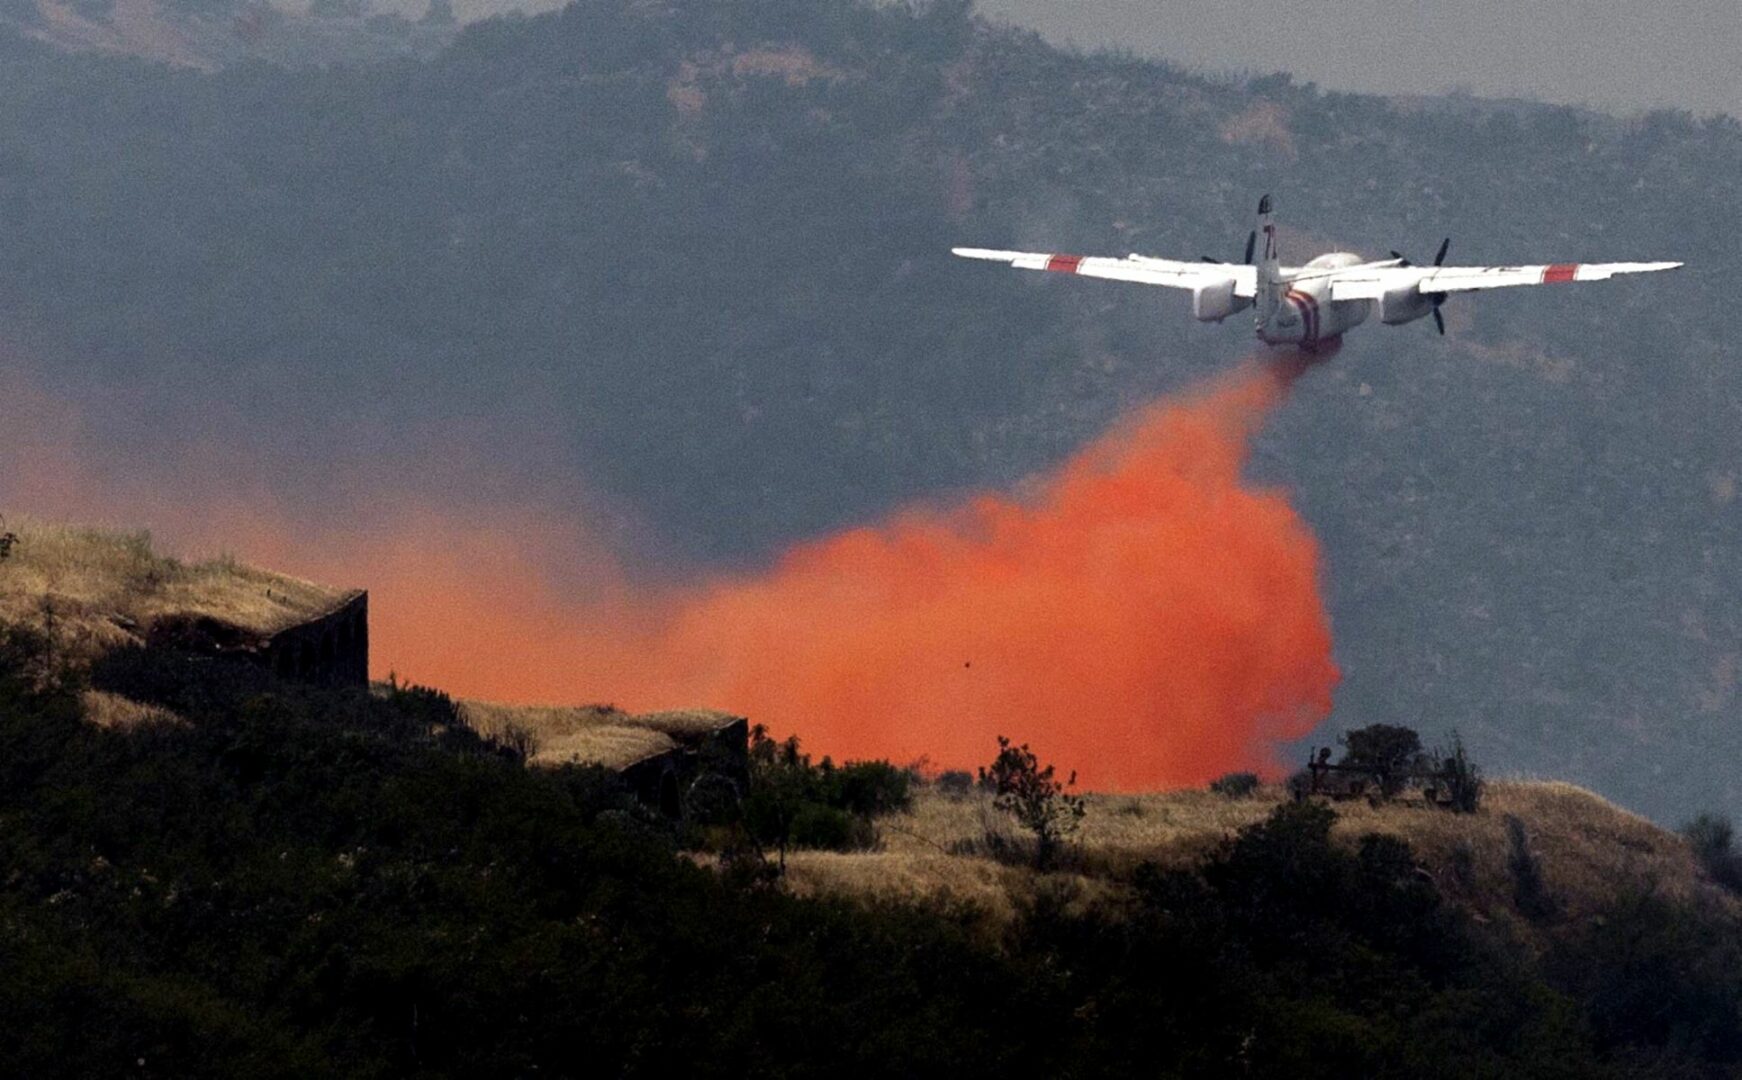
[6,632,1742,1077]
[0,0,1735,823]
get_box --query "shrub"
[742,726,908,868]
[1436,731,1484,813]
[979,736,1084,869]
[1209,771,1260,799]
[1339,723,1426,799]
[1507,814,1560,922]
[790,803,876,851]
[827,759,912,817]
[1682,813,1742,893]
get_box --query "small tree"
[743,725,813,873]
[979,736,1085,869]
[1339,723,1426,800]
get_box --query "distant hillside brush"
[1682,813,1742,894]
[934,769,975,798]
[1209,771,1260,799]
[1507,814,1560,923]
[1435,732,1484,813]
[979,736,1084,869]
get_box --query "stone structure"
[616,711,751,818]
[457,701,749,819]
[264,591,369,687]
[148,590,369,688]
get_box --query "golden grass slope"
[0,516,353,659]
[456,700,742,771]
[787,781,1736,933]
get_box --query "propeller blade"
[1390,249,1412,266]
[1243,230,1257,265]
[1433,307,1446,336]
[1434,237,1451,266]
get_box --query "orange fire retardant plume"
[1,355,1337,789]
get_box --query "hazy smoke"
[1,352,1337,788]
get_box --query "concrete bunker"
[457,701,750,819]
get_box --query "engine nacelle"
[1192,279,1253,323]
[1379,287,1436,326]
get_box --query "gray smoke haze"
[978,0,1742,118]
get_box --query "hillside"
[0,0,458,69]
[6,521,1742,1072]
[0,0,1736,826]
[786,780,1737,933]
[8,622,1742,1074]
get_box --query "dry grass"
[620,708,742,737]
[0,515,352,660]
[455,700,739,770]
[782,850,1112,926]
[788,780,1732,928]
[81,689,183,730]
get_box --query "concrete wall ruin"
[150,590,370,687]
[620,715,750,819]
[265,592,369,687]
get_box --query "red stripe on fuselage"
[1287,289,1319,344]
[1045,254,1084,274]
[1542,263,1579,284]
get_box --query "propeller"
[1393,238,1452,334]
[1426,237,1450,335]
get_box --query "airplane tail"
[1254,194,1283,323]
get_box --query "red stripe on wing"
[1044,254,1084,274]
[1542,263,1579,284]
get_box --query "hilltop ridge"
[0,516,357,661]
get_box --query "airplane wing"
[952,248,1259,298]
[1327,260,1682,300]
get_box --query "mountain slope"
[0,0,1736,823]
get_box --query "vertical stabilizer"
[1254,194,1283,324]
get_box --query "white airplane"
[953,195,1681,349]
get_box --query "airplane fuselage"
[1256,252,1371,348]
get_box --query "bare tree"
[980,736,1085,869]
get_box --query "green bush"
[827,759,913,817]
[743,726,908,866]
[790,802,877,851]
